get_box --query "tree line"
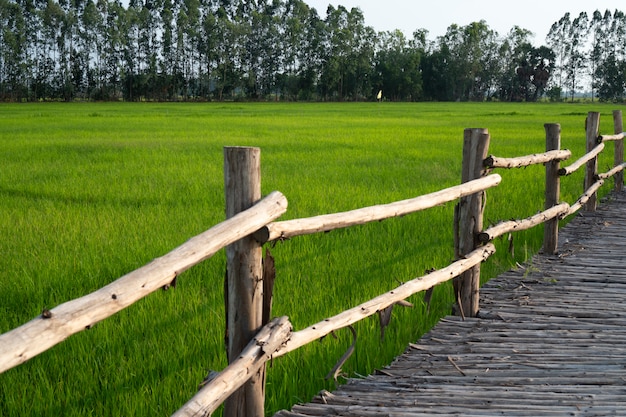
[1,0,624,102]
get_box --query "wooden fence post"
[614,110,624,192]
[223,146,265,417]
[454,128,490,318]
[585,112,601,212]
[543,123,561,254]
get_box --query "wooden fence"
[0,110,624,417]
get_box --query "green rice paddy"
[0,102,622,416]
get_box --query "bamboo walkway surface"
[275,191,626,417]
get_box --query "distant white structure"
[377,90,382,102]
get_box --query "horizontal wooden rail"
[567,179,605,216]
[598,132,625,142]
[255,175,502,243]
[559,143,605,176]
[173,316,293,417]
[478,203,571,243]
[484,149,571,169]
[597,162,626,180]
[272,243,496,359]
[0,191,288,375]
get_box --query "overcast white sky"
[304,0,624,45]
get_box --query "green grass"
[0,102,622,416]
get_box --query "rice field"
[0,102,621,416]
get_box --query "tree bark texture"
[613,110,624,191]
[585,112,601,211]
[454,128,490,318]
[224,146,265,417]
[543,123,561,254]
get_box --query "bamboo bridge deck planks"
[275,191,626,416]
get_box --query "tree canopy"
[0,0,624,102]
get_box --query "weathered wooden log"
[598,132,625,142]
[567,179,605,216]
[483,149,571,169]
[0,191,288,375]
[478,203,570,243]
[172,316,292,417]
[585,112,601,212]
[543,123,562,255]
[613,111,624,191]
[597,162,626,180]
[254,175,501,243]
[273,243,496,359]
[455,128,490,318]
[558,143,604,176]
[223,146,265,417]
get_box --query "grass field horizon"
[0,102,622,416]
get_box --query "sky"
[304,0,624,45]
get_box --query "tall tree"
[497,26,534,101]
[159,0,177,98]
[374,30,422,101]
[529,46,554,100]
[546,12,571,96]
[81,0,102,99]
[296,4,325,100]
[420,33,452,101]
[564,12,588,101]
[594,10,626,101]
[461,20,499,100]
[0,0,28,100]
[497,27,554,102]
[138,0,160,99]
[2,0,623,103]
[106,0,127,99]
[589,9,609,101]
[211,0,241,100]
[178,0,201,99]
[428,21,499,101]
[279,0,308,99]
[320,5,374,100]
